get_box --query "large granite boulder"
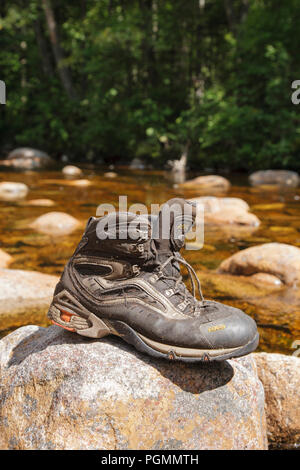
[0,325,267,450]
[0,269,58,334]
[189,196,260,227]
[249,170,299,188]
[254,353,300,449]
[0,148,54,170]
[218,243,300,286]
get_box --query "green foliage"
[1,0,300,170]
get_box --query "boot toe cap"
[200,304,258,350]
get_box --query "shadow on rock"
[7,325,234,394]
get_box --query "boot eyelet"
[178,300,189,311]
[165,288,174,297]
[150,274,159,283]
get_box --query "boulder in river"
[104,172,117,178]
[0,148,54,170]
[179,175,231,193]
[0,325,267,450]
[218,243,300,286]
[22,199,56,207]
[0,269,58,334]
[189,196,260,227]
[0,182,29,201]
[0,250,13,269]
[30,212,80,236]
[62,165,83,177]
[249,170,299,188]
[129,158,145,170]
[254,352,300,449]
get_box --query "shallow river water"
[0,167,299,355]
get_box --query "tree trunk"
[42,0,77,100]
[34,16,54,77]
[224,0,237,35]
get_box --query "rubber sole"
[48,302,259,363]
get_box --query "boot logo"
[208,324,226,332]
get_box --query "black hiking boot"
[47,198,259,362]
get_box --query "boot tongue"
[152,198,196,275]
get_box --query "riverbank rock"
[0,269,58,333]
[0,250,13,268]
[0,148,54,170]
[0,182,29,201]
[254,353,300,449]
[189,196,260,227]
[249,170,299,188]
[30,212,80,236]
[0,325,267,450]
[62,165,83,177]
[218,243,300,286]
[179,175,231,193]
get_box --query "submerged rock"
[0,250,13,269]
[0,182,29,201]
[218,243,300,286]
[179,175,230,193]
[191,196,250,212]
[22,199,56,207]
[254,353,300,449]
[42,178,92,187]
[129,158,145,170]
[30,212,80,236]
[190,196,260,227]
[0,269,58,333]
[0,325,267,450]
[249,170,299,188]
[0,148,54,170]
[62,165,83,177]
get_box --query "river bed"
[0,167,299,355]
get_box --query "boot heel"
[47,290,111,339]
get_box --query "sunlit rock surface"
[179,175,231,193]
[254,352,300,449]
[218,243,300,286]
[0,325,267,450]
[30,211,81,236]
[249,170,299,188]
[0,269,58,334]
[21,199,56,207]
[189,196,260,227]
[62,165,83,177]
[0,182,29,201]
[0,250,13,269]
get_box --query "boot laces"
[154,252,205,314]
